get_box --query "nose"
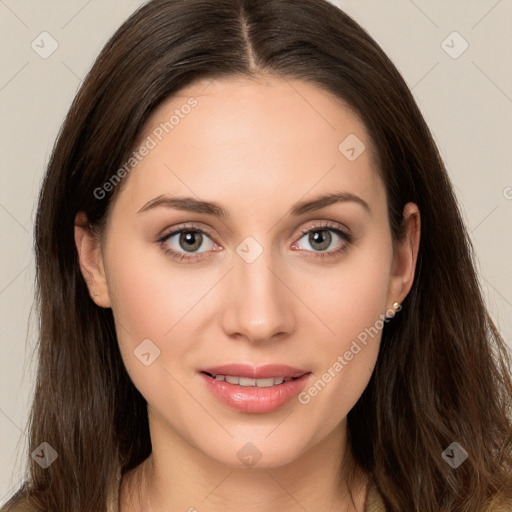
[220,245,296,344]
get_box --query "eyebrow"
[137,191,371,217]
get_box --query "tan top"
[362,482,512,512]
[365,480,386,511]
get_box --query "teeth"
[224,375,239,385]
[211,374,292,387]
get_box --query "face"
[76,75,418,470]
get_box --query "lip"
[199,364,312,414]
[199,363,308,379]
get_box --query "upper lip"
[200,364,309,379]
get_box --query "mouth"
[198,364,312,413]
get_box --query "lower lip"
[200,372,312,413]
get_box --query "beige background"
[1,0,511,502]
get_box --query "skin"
[75,75,420,512]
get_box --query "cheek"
[311,235,392,344]
[296,235,392,414]
[103,235,182,378]
[105,232,207,340]
[107,254,173,340]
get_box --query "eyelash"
[157,222,353,263]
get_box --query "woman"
[3,0,511,511]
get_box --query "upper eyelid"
[299,220,350,235]
[159,223,214,241]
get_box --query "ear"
[386,202,421,310]
[74,211,111,308]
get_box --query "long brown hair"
[3,0,511,511]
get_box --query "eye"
[157,224,220,262]
[292,222,352,259]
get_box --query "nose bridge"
[221,237,294,342]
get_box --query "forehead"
[142,75,372,157]
[112,75,383,217]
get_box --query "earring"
[385,301,401,320]
[93,292,99,297]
